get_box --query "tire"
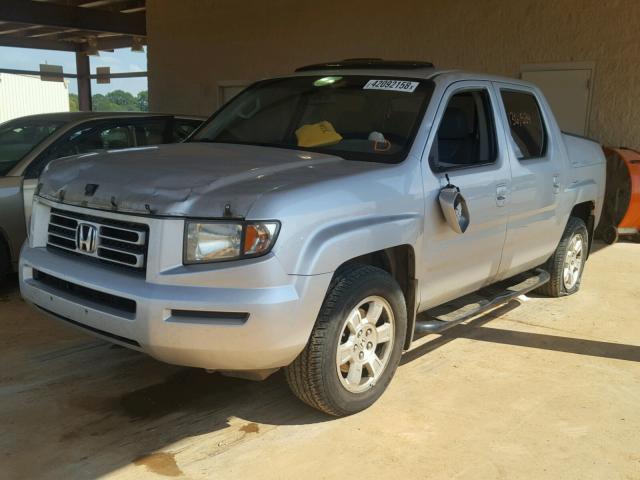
[601,225,619,245]
[285,265,407,416]
[536,216,589,297]
[0,238,9,284]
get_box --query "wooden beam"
[29,28,80,39]
[77,0,146,12]
[0,0,146,36]
[75,51,92,111]
[0,24,41,35]
[0,67,77,78]
[0,35,80,51]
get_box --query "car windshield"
[190,75,434,163]
[0,118,65,175]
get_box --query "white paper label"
[363,79,419,93]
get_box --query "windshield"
[0,118,65,175]
[190,75,434,163]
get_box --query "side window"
[172,119,201,141]
[26,123,135,178]
[500,90,546,159]
[99,126,134,149]
[135,119,170,146]
[25,126,95,178]
[430,89,497,171]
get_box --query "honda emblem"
[77,223,97,253]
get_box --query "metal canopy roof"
[0,0,146,53]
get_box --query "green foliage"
[69,90,149,112]
[69,93,79,112]
[136,91,149,112]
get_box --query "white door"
[521,65,593,136]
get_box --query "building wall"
[0,73,69,123]
[147,0,640,149]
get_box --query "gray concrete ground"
[1,241,639,479]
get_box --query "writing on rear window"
[508,111,533,127]
[364,79,419,93]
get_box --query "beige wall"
[147,0,640,148]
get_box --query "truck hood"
[37,142,379,217]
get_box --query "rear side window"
[501,90,546,159]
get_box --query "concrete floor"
[2,242,639,479]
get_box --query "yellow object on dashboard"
[295,121,343,148]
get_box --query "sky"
[0,45,147,95]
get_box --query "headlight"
[184,221,279,264]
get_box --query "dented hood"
[37,142,375,217]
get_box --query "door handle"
[496,184,508,207]
[553,175,561,194]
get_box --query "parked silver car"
[19,60,605,415]
[0,112,203,279]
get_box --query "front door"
[419,81,512,310]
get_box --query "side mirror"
[438,184,470,234]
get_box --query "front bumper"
[20,202,332,372]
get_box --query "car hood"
[37,142,380,217]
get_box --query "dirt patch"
[240,422,260,434]
[134,452,182,477]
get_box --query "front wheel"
[536,216,589,297]
[285,265,407,416]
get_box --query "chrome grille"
[47,208,148,269]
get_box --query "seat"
[437,107,474,165]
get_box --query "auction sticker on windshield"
[363,79,419,93]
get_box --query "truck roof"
[290,58,535,87]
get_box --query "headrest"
[439,108,468,140]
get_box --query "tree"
[92,93,120,112]
[69,93,79,112]
[136,91,149,112]
[69,89,149,112]
[105,90,137,111]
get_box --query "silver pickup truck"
[19,60,605,416]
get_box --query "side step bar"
[414,269,550,335]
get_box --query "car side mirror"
[438,183,470,234]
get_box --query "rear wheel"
[536,216,588,297]
[285,265,406,416]
[0,238,10,284]
[601,225,619,245]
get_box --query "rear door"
[492,83,567,279]
[419,81,512,310]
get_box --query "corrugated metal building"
[0,73,69,123]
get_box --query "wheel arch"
[333,244,417,350]
[570,201,596,258]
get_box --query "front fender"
[286,213,422,276]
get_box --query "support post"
[75,51,91,111]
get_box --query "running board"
[414,269,550,335]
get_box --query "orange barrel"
[597,147,640,243]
